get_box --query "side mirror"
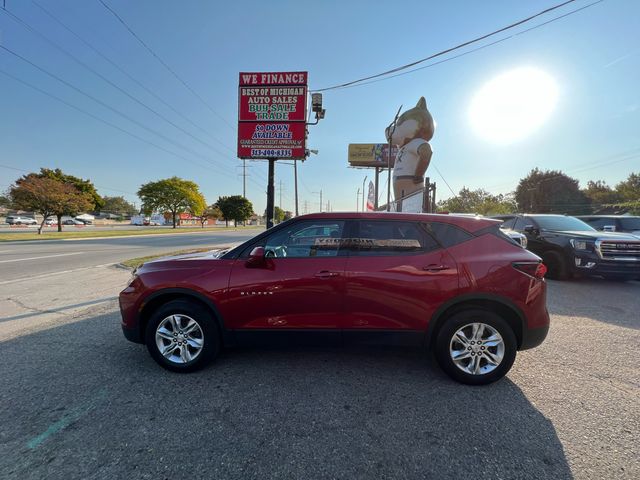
[246,246,266,268]
[523,225,538,235]
[602,225,616,232]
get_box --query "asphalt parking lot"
[0,258,638,479]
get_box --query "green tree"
[515,169,591,215]
[0,193,10,208]
[437,187,516,215]
[39,168,104,211]
[582,180,623,210]
[101,196,138,216]
[274,206,286,223]
[138,177,206,228]
[215,195,254,227]
[10,175,93,234]
[199,204,222,228]
[615,172,640,214]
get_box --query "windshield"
[533,216,596,232]
[620,218,640,230]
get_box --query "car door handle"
[315,270,340,278]
[423,264,451,272]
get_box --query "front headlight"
[569,239,591,250]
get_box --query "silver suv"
[6,215,37,225]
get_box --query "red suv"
[120,213,549,385]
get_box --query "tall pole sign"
[238,71,308,227]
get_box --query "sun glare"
[469,67,558,145]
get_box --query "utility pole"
[242,159,247,198]
[313,190,323,212]
[303,200,309,214]
[266,158,275,228]
[278,180,284,209]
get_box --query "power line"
[32,0,236,156]
[313,0,597,92]
[0,67,229,179]
[336,0,604,91]
[0,44,238,181]
[97,0,235,132]
[0,7,235,168]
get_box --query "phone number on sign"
[250,149,292,157]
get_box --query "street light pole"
[356,188,360,211]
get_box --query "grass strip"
[120,248,218,270]
[0,225,261,242]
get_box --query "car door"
[224,219,348,331]
[342,219,458,336]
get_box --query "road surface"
[0,228,262,282]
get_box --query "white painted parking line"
[0,252,85,264]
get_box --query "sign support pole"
[294,160,299,217]
[266,158,276,228]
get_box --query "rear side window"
[350,220,439,256]
[424,222,473,248]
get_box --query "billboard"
[348,143,399,168]
[238,72,307,159]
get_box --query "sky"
[1,0,638,214]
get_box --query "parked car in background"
[61,217,85,225]
[45,217,58,226]
[6,215,37,225]
[577,215,640,236]
[492,214,640,281]
[120,212,550,385]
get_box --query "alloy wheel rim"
[155,314,204,364]
[449,322,505,375]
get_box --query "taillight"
[513,262,547,279]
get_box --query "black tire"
[541,250,570,280]
[434,309,517,386]
[145,299,220,373]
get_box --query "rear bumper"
[520,323,549,350]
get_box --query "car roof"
[295,212,500,233]
[576,215,638,218]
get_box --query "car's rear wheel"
[145,300,220,372]
[435,309,517,385]
[541,250,570,280]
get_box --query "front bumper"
[571,252,640,277]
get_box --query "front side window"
[350,220,438,256]
[262,220,346,258]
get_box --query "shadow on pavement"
[0,311,572,480]
[546,278,639,330]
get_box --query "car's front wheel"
[145,300,220,372]
[435,309,517,385]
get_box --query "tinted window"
[584,218,616,230]
[620,218,640,230]
[425,222,473,247]
[499,216,516,229]
[262,220,345,258]
[533,216,595,231]
[513,217,529,230]
[350,220,438,256]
